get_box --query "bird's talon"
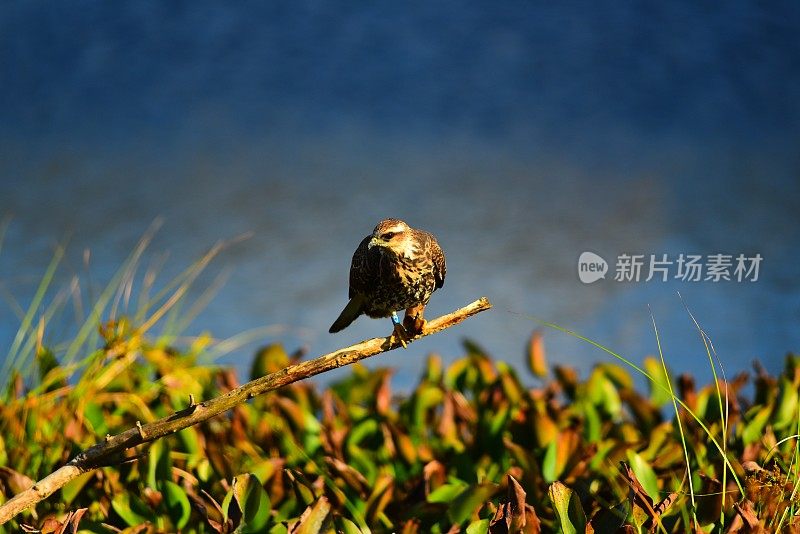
[403,314,426,335]
[390,323,410,348]
[417,317,426,333]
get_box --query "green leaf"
[222,486,236,523]
[249,459,280,486]
[413,385,445,429]
[197,457,213,482]
[549,482,576,534]
[444,357,474,390]
[147,440,172,490]
[178,427,201,456]
[742,405,772,445]
[335,516,363,534]
[625,450,659,502]
[643,356,672,406]
[597,363,633,390]
[163,480,191,529]
[348,419,380,447]
[61,471,95,506]
[581,401,601,443]
[447,483,498,525]
[772,377,799,429]
[542,439,559,482]
[548,481,585,534]
[466,518,490,534]
[286,469,317,506]
[111,492,155,527]
[347,447,378,486]
[599,377,622,416]
[586,369,621,416]
[428,480,469,504]
[488,404,510,437]
[233,473,272,533]
[269,524,290,534]
[83,402,107,436]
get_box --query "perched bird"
[329,218,446,347]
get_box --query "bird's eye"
[382,232,395,240]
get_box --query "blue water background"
[1,2,798,388]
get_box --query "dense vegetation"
[1,326,798,532]
[0,235,797,533]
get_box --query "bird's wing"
[431,237,446,289]
[348,235,374,299]
[418,230,446,289]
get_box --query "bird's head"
[368,218,414,257]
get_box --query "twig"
[0,297,492,524]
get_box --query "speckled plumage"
[329,218,446,335]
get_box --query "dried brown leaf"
[324,456,369,495]
[400,518,420,534]
[733,500,763,533]
[56,508,88,534]
[619,461,658,527]
[527,331,547,378]
[376,371,393,416]
[424,460,447,496]
[490,475,541,534]
[365,474,394,524]
[40,517,62,534]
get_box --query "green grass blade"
[62,221,160,366]
[648,306,697,526]
[2,243,65,384]
[679,293,730,527]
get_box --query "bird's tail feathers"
[329,296,363,333]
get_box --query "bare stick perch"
[0,297,491,525]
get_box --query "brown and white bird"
[329,218,446,347]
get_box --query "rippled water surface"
[1,2,798,387]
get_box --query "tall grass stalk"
[61,221,162,369]
[680,293,731,527]
[1,243,65,385]
[648,306,698,527]
[18,277,79,379]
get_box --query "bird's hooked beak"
[368,236,382,249]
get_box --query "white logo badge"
[578,252,608,284]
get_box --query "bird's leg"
[390,311,409,348]
[403,304,426,335]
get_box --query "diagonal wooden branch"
[0,297,492,525]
